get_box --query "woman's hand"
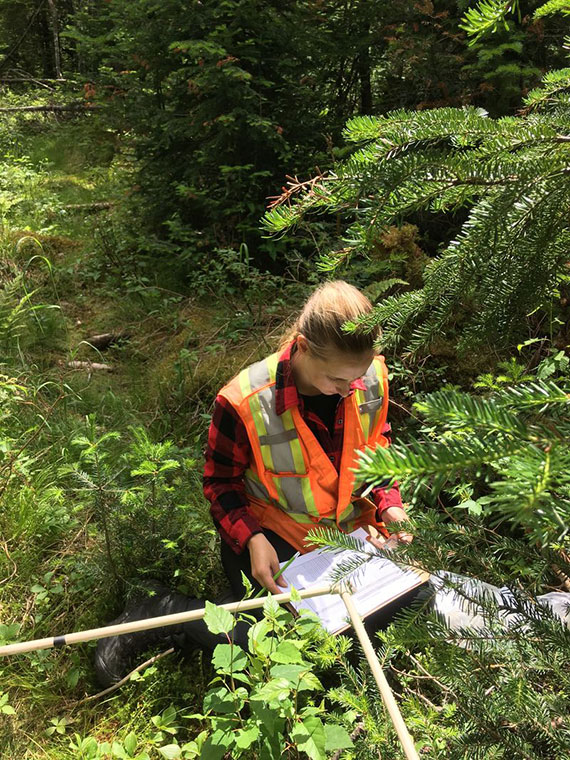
[247,533,288,595]
[368,506,414,550]
[382,505,414,542]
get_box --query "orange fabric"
[219,356,391,553]
[247,496,389,553]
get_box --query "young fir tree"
[304,374,570,759]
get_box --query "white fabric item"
[536,591,570,627]
[428,571,570,633]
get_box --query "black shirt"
[299,393,341,438]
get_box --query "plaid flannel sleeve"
[203,395,263,554]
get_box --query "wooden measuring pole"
[340,590,420,760]
[0,585,333,657]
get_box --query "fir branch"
[460,0,520,44]
[356,434,526,493]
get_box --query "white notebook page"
[280,529,424,633]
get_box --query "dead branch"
[0,541,17,585]
[66,361,113,371]
[553,562,570,592]
[266,169,332,210]
[73,648,175,705]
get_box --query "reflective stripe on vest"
[231,352,387,526]
[354,357,384,440]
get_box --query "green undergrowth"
[0,109,299,759]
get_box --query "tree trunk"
[46,0,62,78]
[357,23,372,114]
[39,5,53,77]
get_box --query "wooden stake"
[340,590,420,760]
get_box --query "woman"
[95,281,412,687]
[206,279,411,596]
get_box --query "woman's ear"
[296,334,309,355]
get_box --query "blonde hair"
[281,281,378,359]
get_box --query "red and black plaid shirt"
[203,341,403,553]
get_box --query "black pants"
[168,529,427,654]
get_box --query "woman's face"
[292,337,374,397]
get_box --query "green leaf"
[111,742,127,759]
[461,499,483,516]
[203,601,235,635]
[263,595,280,618]
[203,686,238,714]
[299,671,324,692]
[230,672,252,686]
[158,745,181,759]
[247,619,275,657]
[240,571,254,598]
[161,705,177,726]
[269,641,305,664]
[324,724,354,752]
[250,701,286,737]
[123,732,137,756]
[179,741,199,758]
[269,663,310,684]
[294,614,322,636]
[0,623,19,642]
[1,705,16,715]
[212,643,248,673]
[235,724,260,749]
[290,716,327,760]
[258,730,286,760]
[251,678,291,704]
[199,729,235,760]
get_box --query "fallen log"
[0,77,67,83]
[83,332,129,350]
[62,202,114,213]
[0,104,101,113]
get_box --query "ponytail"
[280,281,378,358]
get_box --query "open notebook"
[280,528,428,634]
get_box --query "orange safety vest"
[218,351,391,553]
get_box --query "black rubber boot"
[94,580,202,688]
